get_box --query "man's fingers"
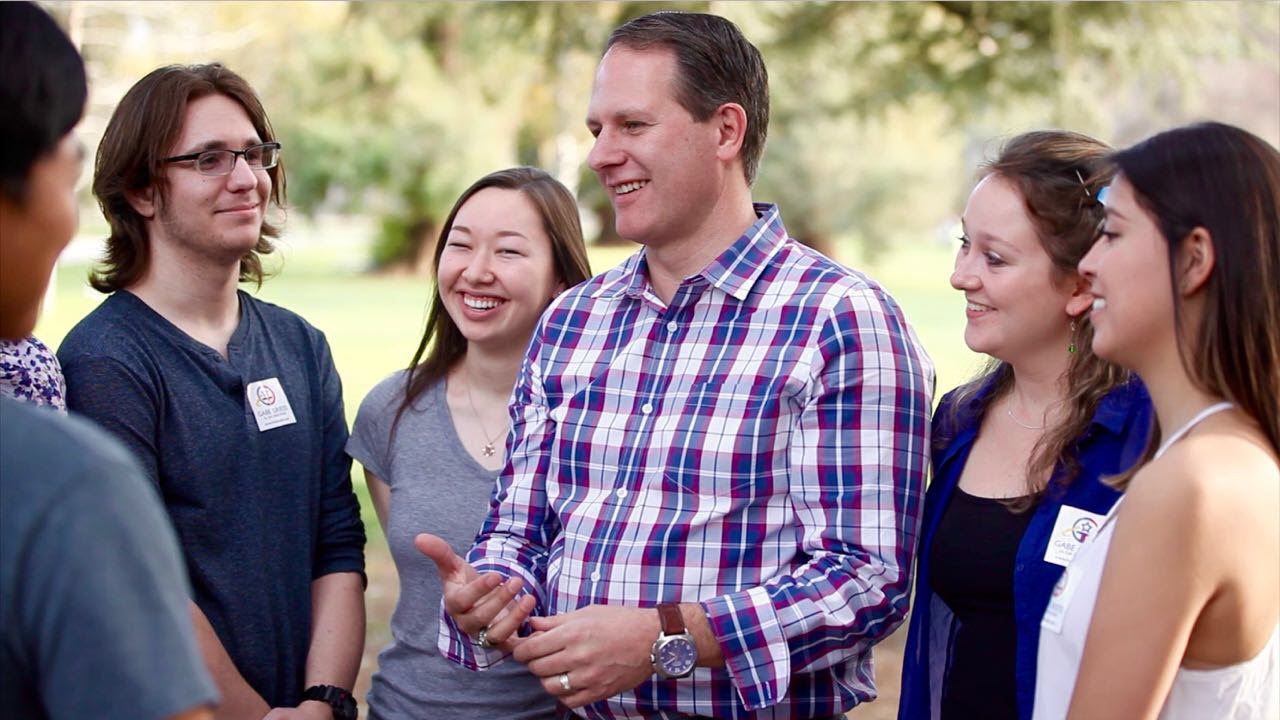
[561,689,600,710]
[414,533,471,580]
[468,575,524,625]
[512,618,567,664]
[442,574,523,635]
[506,627,544,653]
[522,645,571,677]
[536,670,600,708]
[527,613,568,632]
[486,592,536,646]
[441,572,498,615]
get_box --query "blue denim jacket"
[897,375,1152,720]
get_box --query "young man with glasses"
[420,12,934,719]
[58,64,364,720]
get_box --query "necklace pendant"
[482,442,495,457]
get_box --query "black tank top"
[929,486,1036,720]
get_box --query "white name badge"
[1041,565,1080,634]
[246,377,297,432]
[1043,505,1108,567]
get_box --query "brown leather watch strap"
[656,602,685,635]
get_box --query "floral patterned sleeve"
[0,336,67,412]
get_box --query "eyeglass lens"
[195,144,278,175]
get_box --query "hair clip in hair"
[1075,168,1092,198]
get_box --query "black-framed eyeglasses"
[163,142,281,176]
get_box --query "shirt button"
[666,320,678,333]
[615,487,628,499]
[641,402,653,414]
[590,570,601,582]
[550,407,565,423]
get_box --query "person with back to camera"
[346,167,591,719]
[417,11,935,719]
[0,3,218,718]
[898,131,1154,720]
[1033,121,1279,719]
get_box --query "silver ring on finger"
[476,626,494,649]
[558,672,572,693]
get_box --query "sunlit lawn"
[36,223,979,717]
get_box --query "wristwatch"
[302,684,357,720]
[650,602,698,679]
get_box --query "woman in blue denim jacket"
[897,131,1153,720]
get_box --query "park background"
[34,2,1280,717]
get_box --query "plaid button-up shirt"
[443,204,934,718]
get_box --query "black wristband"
[302,684,357,720]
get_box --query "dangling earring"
[1068,319,1077,354]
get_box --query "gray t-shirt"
[0,395,218,719]
[347,372,555,720]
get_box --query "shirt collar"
[596,250,648,300]
[958,372,1143,434]
[1090,376,1148,435]
[598,203,789,302]
[938,372,1147,469]
[702,203,788,301]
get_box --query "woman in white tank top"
[1031,123,1280,719]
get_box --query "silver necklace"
[1006,391,1049,430]
[463,369,503,458]
[1006,406,1046,430]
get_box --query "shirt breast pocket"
[660,378,787,501]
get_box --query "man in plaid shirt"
[419,11,934,718]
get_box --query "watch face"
[656,635,697,677]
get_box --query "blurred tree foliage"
[48,1,1279,268]
[739,1,1274,257]
[273,1,1272,266]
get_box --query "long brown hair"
[947,131,1131,504]
[91,63,284,293]
[393,167,592,430]
[1108,122,1280,488]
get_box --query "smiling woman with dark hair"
[346,166,591,720]
[1034,122,1279,720]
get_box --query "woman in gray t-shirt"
[348,167,591,720]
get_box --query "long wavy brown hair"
[392,167,593,433]
[1106,122,1280,489]
[946,131,1132,507]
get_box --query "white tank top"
[1032,403,1279,719]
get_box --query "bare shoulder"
[1126,420,1279,536]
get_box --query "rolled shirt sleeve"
[702,290,932,709]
